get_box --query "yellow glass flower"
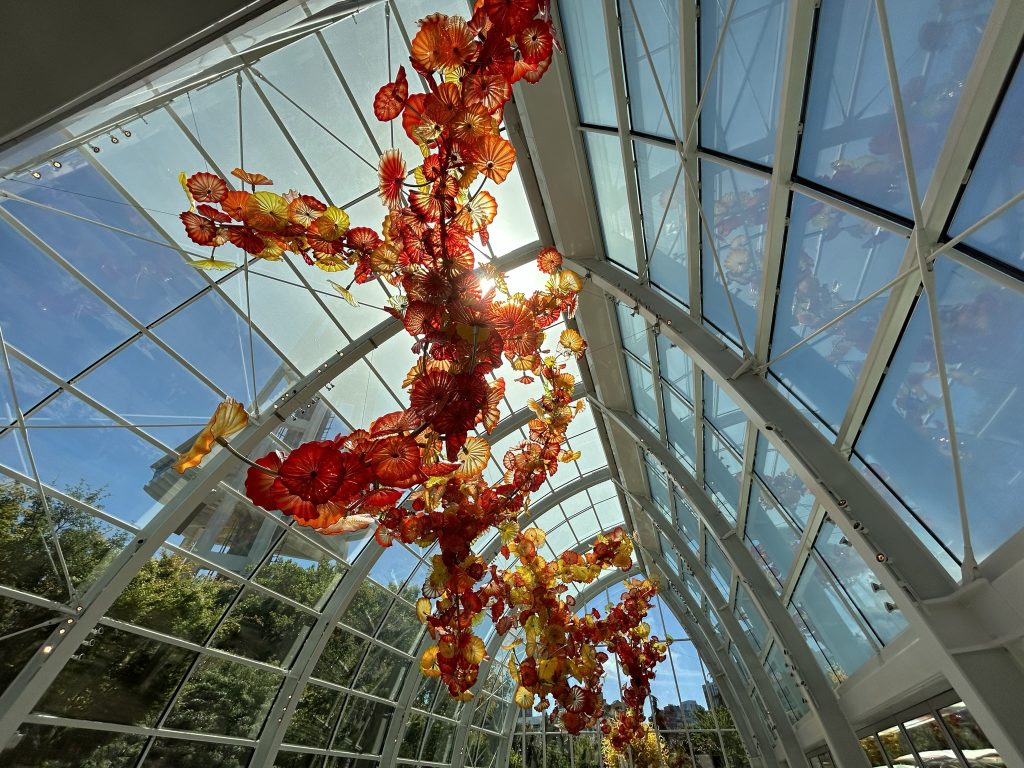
[172,398,248,473]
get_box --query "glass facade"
[0,0,1022,766]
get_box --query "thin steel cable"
[875,0,976,576]
[0,326,79,604]
[758,262,918,371]
[249,67,378,171]
[625,0,751,356]
[237,74,261,419]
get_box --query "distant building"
[703,681,724,710]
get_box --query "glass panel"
[878,725,920,767]
[164,655,282,738]
[734,586,767,652]
[754,433,814,527]
[700,0,786,165]
[251,530,346,609]
[0,162,208,329]
[620,0,681,137]
[636,141,687,302]
[351,642,410,700]
[764,643,807,723]
[657,335,693,401]
[861,735,889,768]
[331,694,393,755]
[700,159,769,347]
[704,534,732,599]
[0,479,131,602]
[0,598,64,691]
[646,459,671,513]
[949,59,1024,270]
[614,302,650,364]
[703,373,747,450]
[37,626,194,726]
[770,193,907,431]
[674,493,700,550]
[940,701,1005,767]
[560,0,617,127]
[902,713,958,763]
[664,387,697,472]
[815,519,908,645]
[799,0,992,219]
[420,717,457,762]
[283,683,344,748]
[210,587,317,666]
[0,724,147,768]
[143,740,253,767]
[18,390,182,527]
[376,599,424,654]
[583,131,637,273]
[744,484,801,589]
[0,218,135,379]
[342,579,396,636]
[107,549,238,643]
[790,557,877,685]
[856,256,1024,565]
[703,428,742,523]
[624,355,659,430]
[312,626,369,688]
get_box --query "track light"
[109,134,119,144]
[51,160,62,169]
[30,170,41,179]
[89,144,101,153]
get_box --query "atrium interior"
[0,1,1022,767]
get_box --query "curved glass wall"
[0,0,1022,766]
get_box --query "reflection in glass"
[700,160,769,348]
[744,485,800,589]
[164,655,282,738]
[940,701,1005,767]
[635,142,687,302]
[559,0,616,127]
[770,193,906,431]
[790,558,877,685]
[624,355,659,430]
[210,587,317,666]
[0,724,147,768]
[799,0,992,219]
[144,739,253,767]
[949,58,1024,270]
[857,256,1024,565]
[583,131,637,273]
[620,0,680,138]
[878,725,920,767]
[37,626,194,726]
[700,0,786,165]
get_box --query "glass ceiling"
[0,0,1021,766]
[0,2,640,767]
[553,0,1023,764]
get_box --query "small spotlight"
[51,160,62,169]
[110,134,119,144]
[120,127,132,138]
[89,144,101,154]
[30,170,41,179]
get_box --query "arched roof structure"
[0,1,1022,767]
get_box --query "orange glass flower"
[172,398,248,473]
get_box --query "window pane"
[657,335,693,401]
[584,131,637,273]
[744,485,801,589]
[636,142,687,302]
[664,387,697,472]
[0,724,146,768]
[210,587,317,666]
[700,160,769,347]
[790,558,877,685]
[940,701,1004,764]
[703,429,742,523]
[949,58,1024,270]
[331,694,394,755]
[703,373,747,451]
[143,739,253,767]
[560,0,617,126]
[621,0,681,138]
[856,256,1024,564]
[164,655,282,738]
[615,302,650,364]
[624,355,659,430]
[38,627,194,726]
[700,0,786,165]
[770,193,907,431]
